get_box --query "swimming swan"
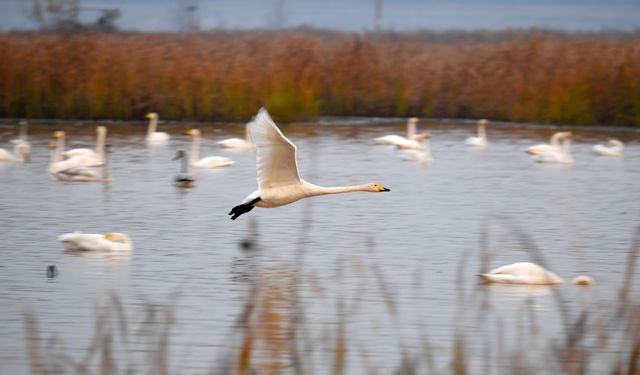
[478,262,564,285]
[185,129,235,168]
[526,131,571,155]
[146,113,170,144]
[593,139,624,157]
[1,122,31,163]
[173,150,196,188]
[58,232,132,252]
[229,108,390,220]
[217,121,254,148]
[63,126,107,163]
[48,135,106,182]
[534,132,573,164]
[374,117,428,146]
[464,119,488,148]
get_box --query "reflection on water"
[1,119,639,373]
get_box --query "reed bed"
[1,29,640,125]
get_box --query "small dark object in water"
[240,239,254,250]
[46,265,58,279]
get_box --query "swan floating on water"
[479,262,564,285]
[63,126,107,164]
[145,112,170,144]
[173,150,196,188]
[229,108,390,220]
[185,129,235,168]
[399,133,433,162]
[593,139,624,157]
[217,121,254,149]
[464,119,488,148]
[58,232,132,252]
[534,132,573,164]
[526,131,571,155]
[48,134,108,182]
[1,121,31,163]
[572,275,595,286]
[374,117,428,146]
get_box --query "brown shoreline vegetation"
[1,29,640,126]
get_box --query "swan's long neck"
[180,154,189,174]
[308,183,372,196]
[407,121,416,139]
[550,133,562,148]
[54,136,64,163]
[147,117,158,137]
[244,124,251,143]
[478,123,486,140]
[96,127,107,160]
[19,123,28,142]
[561,138,572,156]
[191,134,201,164]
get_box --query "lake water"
[1,119,639,373]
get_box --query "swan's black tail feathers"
[228,197,261,220]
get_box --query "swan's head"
[608,139,624,148]
[369,183,390,192]
[408,117,419,124]
[145,112,158,119]
[478,119,489,126]
[557,131,572,139]
[572,275,594,286]
[184,129,201,136]
[103,232,128,242]
[51,131,65,139]
[173,150,186,160]
[96,126,107,135]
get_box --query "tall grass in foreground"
[23,221,640,374]
[1,29,640,125]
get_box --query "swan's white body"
[58,232,132,252]
[49,132,106,182]
[1,122,31,163]
[217,121,253,149]
[0,148,15,162]
[526,132,570,155]
[464,119,488,148]
[229,108,389,220]
[400,149,432,163]
[572,275,595,286]
[185,129,234,168]
[593,139,624,157]
[374,117,428,146]
[534,133,573,164]
[146,113,170,144]
[479,262,564,285]
[63,126,107,164]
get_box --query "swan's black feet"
[228,197,261,220]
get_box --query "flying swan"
[464,119,488,148]
[229,108,391,220]
[145,112,170,144]
[185,129,235,168]
[58,232,132,252]
[593,139,624,157]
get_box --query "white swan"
[217,121,254,148]
[526,131,571,155]
[464,119,488,148]
[534,132,573,164]
[145,112,170,144]
[173,150,196,188]
[1,121,31,163]
[374,117,428,146]
[58,232,132,252]
[399,134,433,162]
[229,108,390,220]
[593,139,624,157]
[478,262,564,285]
[0,148,14,162]
[48,133,106,182]
[63,126,107,163]
[185,129,235,168]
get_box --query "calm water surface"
[1,119,639,373]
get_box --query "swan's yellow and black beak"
[184,129,196,136]
[51,131,64,139]
[145,113,156,119]
[376,184,390,192]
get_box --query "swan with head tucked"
[145,112,170,144]
[229,108,390,220]
[62,126,107,163]
[374,117,428,146]
[185,129,235,168]
[534,132,573,164]
[217,121,254,149]
[526,131,571,155]
[478,262,564,285]
[58,232,132,252]
[593,139,624,157]
[464,119,488,148]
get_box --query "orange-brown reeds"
[1,29,639,125]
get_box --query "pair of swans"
[185,129,235,168]
[531,132,573,164]
[479,262,594,286]
[229,108,390,220]
[593,139,624,157]
[464,119,488,148]
[59,232,132,252]
[0,121,31,163]
[49,128,109,182]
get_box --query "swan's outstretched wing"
[249,108,301,190]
